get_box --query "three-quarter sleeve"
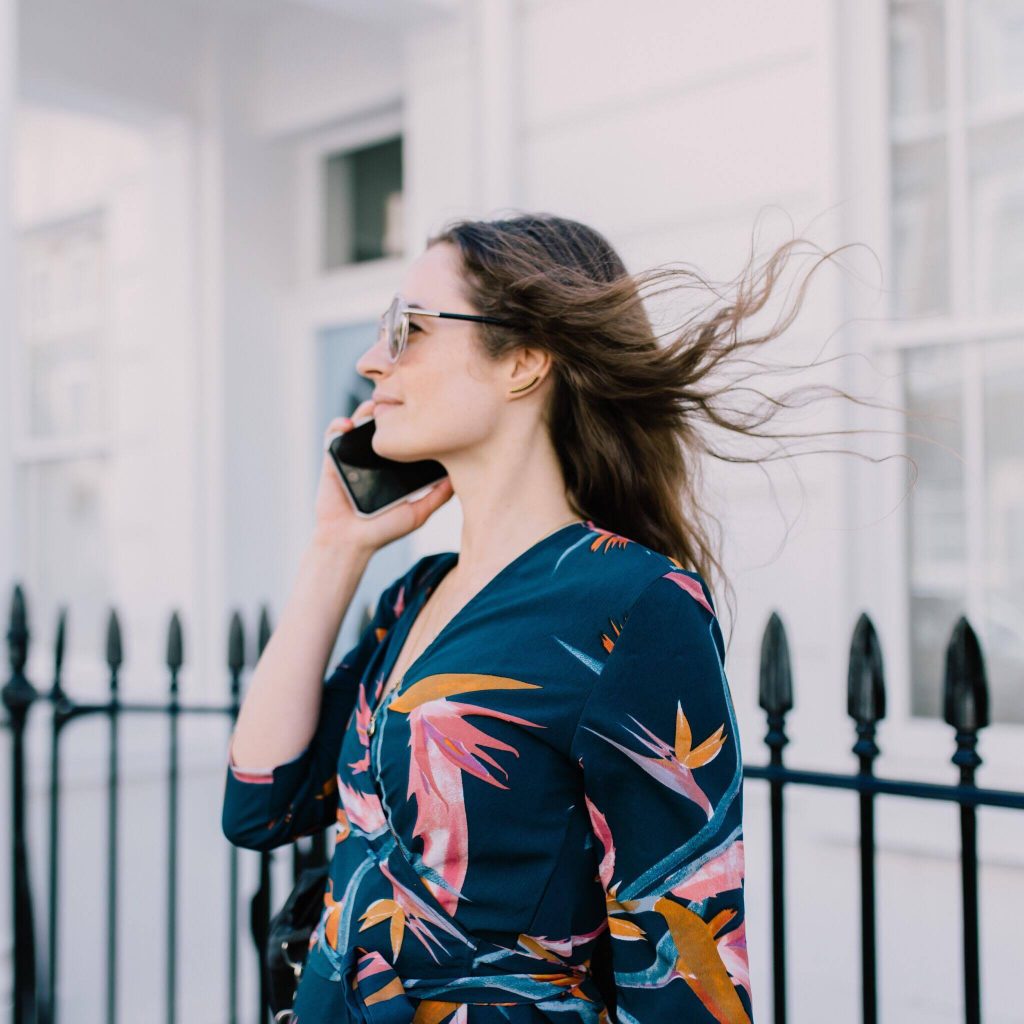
[221,562,414,852]
[571,569,752,1024]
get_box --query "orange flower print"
[601,616,626,654]
[586,522,632,553]
[583,701,726,820]
[321,878,343,950]
[654,897,751,1023]
[358,857,471,963]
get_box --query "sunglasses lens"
[384,296,406,362]
[384,299,395,359]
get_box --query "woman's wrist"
[308,525,375,565]
[296,533,374,611]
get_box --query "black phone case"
[327,417,448,516]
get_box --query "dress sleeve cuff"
[227,738,308,784]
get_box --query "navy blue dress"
[222,519,752,1023]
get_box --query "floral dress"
[221,520,752,1023]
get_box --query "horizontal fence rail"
[4,582,1022,1024]
[743,611,1024,1024]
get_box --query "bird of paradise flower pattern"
[222,520,752,1023]
[574,567,750,1022]
[600,616,625,654]
[587,524,633,553]
[582,701,726,820]
[387,673,546,913]
[359,857,470,963]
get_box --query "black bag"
[264,862,330,1017]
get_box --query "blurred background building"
[0,1,1021,1022]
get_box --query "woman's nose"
[355,331,392,378]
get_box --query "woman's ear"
[507,346,552,396]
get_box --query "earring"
[510,374,541,394]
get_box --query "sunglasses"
[377,294,514,363]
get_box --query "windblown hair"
[426,212,898,651]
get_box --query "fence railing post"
[758,610,792,1024]
[227,611,244,1024]
[104,610,123,1024]
[165,612,183,1024]
[944,616,988,1024]
[3,583,48,1024]
[847,612,886,1024]
[46,608,70,1022]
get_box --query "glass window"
[902,339,1024,725]
[322,136,404,269]
[19,215,106,440]
[890,0,946,119]
[888,1,949,319]
[904,345,967,720]
[891,138,950,318]
[14,212,112,665]
[314,320,411,665]
[981,340,1024,723]
[887,1,1024,725]
[969,120,1024,315]
[966,0,1024,109]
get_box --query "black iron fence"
[743,611,1024,1024]
[4,582,1023,1024]
[2,582,328,1024]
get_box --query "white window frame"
[280,104,417,595]
[292,102,405,284]
[840,0,1024,788]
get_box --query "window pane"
[891,139,950,318]
[351,139,403,261]
[982,340,1024,724]
[314,320,413,669]
[904,344,966,719]
[889,0,946,119]
[322,136,403,270]
[969,118,1024,315]
[967,0,1024,108]
[19,216,106,440]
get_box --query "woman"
[222,213,860,1023]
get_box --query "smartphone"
[325,415,449,518]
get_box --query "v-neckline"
[377,520,588,705]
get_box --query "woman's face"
[356,241,512,464]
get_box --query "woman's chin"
[371,425,414,461]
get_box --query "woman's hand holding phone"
[313,398,454,555]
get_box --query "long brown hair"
[426,212,899,651]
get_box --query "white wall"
[4,0,1022,1022]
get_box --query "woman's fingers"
[324,399,376,443]
[407,476,454,523]
[350,398,375,420]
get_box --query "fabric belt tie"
[341,945,598,1024]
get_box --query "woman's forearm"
[228,530,374,770]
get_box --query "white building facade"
[1,1,1022,1022]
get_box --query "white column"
[473,0,520,213]
[0,0,15,597]
[193,15,228,704]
